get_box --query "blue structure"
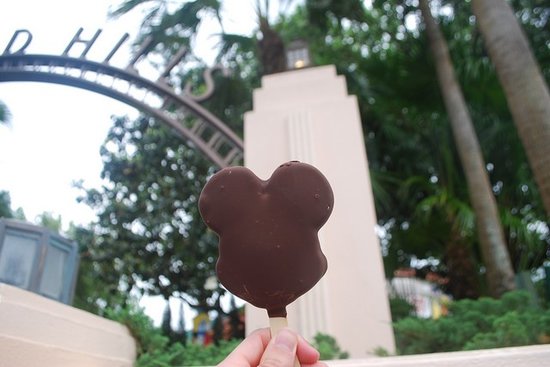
[0,219,79,304]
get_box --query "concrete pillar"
[243,65,395,357]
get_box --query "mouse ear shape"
[267,161,334,228]
[199,166,261,234]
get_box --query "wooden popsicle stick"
[269,317,300,367]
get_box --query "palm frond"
[369,169,400,214]
[501,209,549,271]
[109,0,158,19]
[452,199,475,234]
[216,33,257,58]
[398,175,434,201]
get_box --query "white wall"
[0,283,136,367]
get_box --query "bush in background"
[312,333,349,360]
[107,305,349,365]
[106,306,240,366]
[389,296,416,321]
[393,290,550,355]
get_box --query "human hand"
[218,327,328,367]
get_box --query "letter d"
[3,29,33,55]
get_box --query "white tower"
[243,65,395,357]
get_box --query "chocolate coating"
[198,161,334,317]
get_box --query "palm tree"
[471,0,550,218]
[418,0,515,297]
[111,0,288,76]
[399,171,482,299]
[257,9,286,75]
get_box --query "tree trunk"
[419,0,516,297]
[258,17,287,75]
[472,0,550,218]
[444,234,480,300]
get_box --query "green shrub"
[389,296,415,321]
[463,311,531,350]
[106,306,240,366]
[312,333,349,360]
[107,305,350,365]
[394,290,550,355]
[174,340,241,366]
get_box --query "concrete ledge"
[2,282,548,367]
[0,283,136,367]
[325,344,550,366]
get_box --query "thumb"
[259,328,298,367]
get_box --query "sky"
[0,0,266,328]
[0,0,264,229]
[0,1,142,228]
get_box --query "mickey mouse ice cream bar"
[198,161,334,318]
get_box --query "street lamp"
[286,39,311,70]
[0,218,79,304]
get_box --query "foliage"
[72,0,550,316]
[0,192,64,232]
[0,191,13,218]
[177,340,241,366]
[106,304,241,366]
[389,296,416,321]
[0,100,10,124]
[77,115,223,309]
[534,270,550,309]
[35,211,63,232]
[510,0,549,81]
[278,0,550,297]
[394,290,550,354]
[111,0,288,77]
[311,333,349,360]
[69,220,134,314]
[79,2,260,311]
[107,304,351,365]
[0,190,25,220]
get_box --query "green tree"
[0,191,13,218]
[78,0,293,312]
[296,0,548,296]
[78,115,223,309]
[35,211,63,232]
[161,301,174,341]
[287,0,547,297]
[0,100,10,124]
[0,190,25,220]
[1,105,14,218]
[76,0,550,309]
[110,0,285,76]
[418,0,515,297]
[70,223,131,315]
[472,0,550,218]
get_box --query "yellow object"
[193,313,210,332]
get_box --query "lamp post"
[286,39,311,70]
[0,218,79,304]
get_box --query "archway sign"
[0,28,244,168]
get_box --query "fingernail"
[274,329,297,352]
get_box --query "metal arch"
[0,53,244,168]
